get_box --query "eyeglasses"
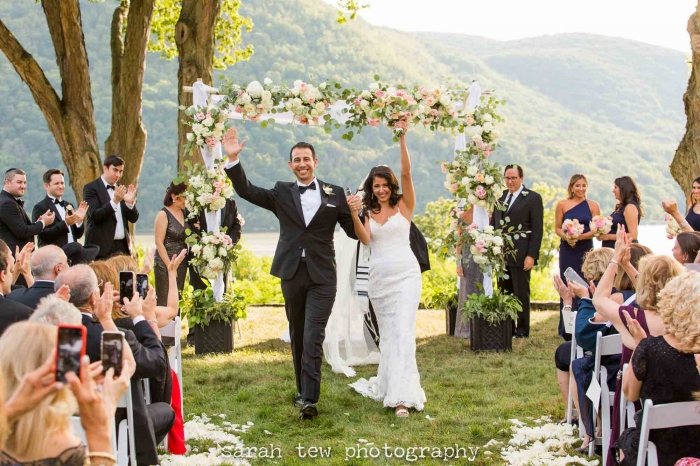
[60,259,72,267]
[504,177,521,181]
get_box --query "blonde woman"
[615,272,700,465]
[0,322,133,465]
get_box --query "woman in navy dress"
[599,176,642,249]
[555,174,600,339]
[662,176,700,232]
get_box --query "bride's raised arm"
[396,120,416,217]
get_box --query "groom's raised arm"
[224,161,278,214]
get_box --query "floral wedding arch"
[180,77,506,300]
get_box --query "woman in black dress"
[599,176,642,249]
[615,271,700,465]
[154,182,189,306]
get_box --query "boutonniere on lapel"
[521,191,529,197]
[322,184,334,196]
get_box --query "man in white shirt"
[82,155,139,259]
[33,169,87,248]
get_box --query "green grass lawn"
[178,308,570,465]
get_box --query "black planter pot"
[194,319,234,355]
[470,316,512,352]
[445,302,458,336]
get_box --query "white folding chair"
[636,399,700,466]
[589,332,622,461]
[619,363,636,430]
[566,313,586,438]
[159,316,183,407]
[116,386,137,466]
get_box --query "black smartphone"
[119,271,135,304]
[344,186,353,197]
[55,324,86,383]
[101,331,124,377]
[136,273,148,299]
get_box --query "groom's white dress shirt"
[48,195,81,243]
[101,176,134,241]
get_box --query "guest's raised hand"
[15,243,33,276]
[124,185,137,205]
[95,282,115,323]
[395,119,409,136]
[588,280,597,296]
[122,295,144,319]
[167,249,187,274]
[142,284,157,321]
[140,247,155,274]
[75,201,88,222]
[4,348,63,421]
[223,127,246,160]
[55,284,71,302]
[568,281,590,299]
[553,275,572,302]
[113,185,127,203]
[622,309,647,345]
[613,225,629,262]
[661,199,680,215]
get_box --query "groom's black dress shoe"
[299,402,318,420]
[293,395,303,409]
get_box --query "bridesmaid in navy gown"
[599,176,642,249]
[663,176,700,232]
[555,174,600,339]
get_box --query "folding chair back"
[116,385,137,466]
[636,399,700,466]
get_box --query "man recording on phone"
[55,265,173,465]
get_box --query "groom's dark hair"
[289,142,316,162]
[504,164,524,178]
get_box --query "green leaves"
[461,288,522,325]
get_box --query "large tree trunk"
[104,0,156,189]
[0,0,101,201]
[671,4,700,210]
[175,0,222,172]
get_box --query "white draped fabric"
[454,81,493,297]
[192,81,226,301]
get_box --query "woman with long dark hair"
[662,176,700,232]
[599,176,642,248]
[153,182,189,305]
[348,120,426,418]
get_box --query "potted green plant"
[462,286,521,352]
[180,284,247,355]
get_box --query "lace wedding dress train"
[348,210,426,411]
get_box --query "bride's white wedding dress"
[349,209,426,411]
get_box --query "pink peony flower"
[196,112,206,121]
[431,109,440,117]
[475,185,487,199]
[354,97,364,107]
[441,162,448,173]
[425,97,436,106]
[308,97,315,104]
[210,236,220,245]
[374,90,386,98]
[450,183,459,193]
[396,89,407,97]
[466,117,475,125]
[367,118,381,127]
[467,223,479,232]
[300,83,307,90]
[235,106,242,113]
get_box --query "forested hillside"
[0,0,689,231]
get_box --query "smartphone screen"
[344,186,353,197]
[119,271,134,304]
[101,331,124,377]
[136,274,148,299]
[564,267,588,288]
[56,326,85,383]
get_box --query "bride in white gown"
[347,121,426,417]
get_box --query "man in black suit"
[0,169,55,276]
[83,155,139,259]
[0,239,32,336]
[33,169,88,248]
[491,164,543,338]
[55,265,173,466]
[7,245,68,310]
[222,127,358,419]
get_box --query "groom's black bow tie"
[15,197,24,208]
[54,198,66,207]
[106,184,115,190]
[298,183,317,194]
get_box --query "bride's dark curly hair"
[362,165,402,214]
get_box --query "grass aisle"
[180,308,566,465]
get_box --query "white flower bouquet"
[442,152,505,211]
[665,214,682,239]
[225,78,281,122]
[181,160,234,219]
[561,219,585,240]
[589,215,612,237]
[186,227,240,281]
[281,79,338,125]
[180,103,229,155]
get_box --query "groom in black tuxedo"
[491,164,543,338]
[222,128,358,419]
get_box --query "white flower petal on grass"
[484,451,493,456]
[358,438,368,443]
[264,430,273,436]
[508,418,525,427]
[246,421,254,426]
[425,415,435,421]
[219,414,226,419]
[343,413,350,416]
[484,439,502,447]
[500,420,597,466]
